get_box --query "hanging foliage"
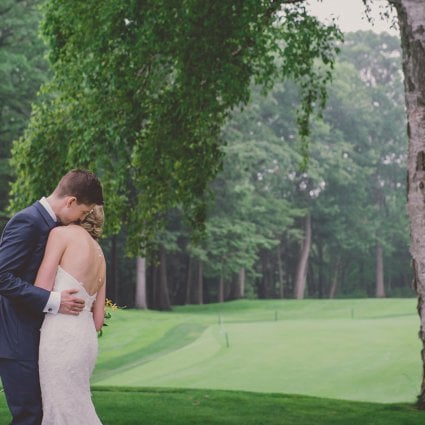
[9,0,342,254]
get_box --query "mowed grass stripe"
[93,322,206,382]
[173,299,418,320]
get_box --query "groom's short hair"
[55,169,104,205]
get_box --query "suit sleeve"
[0,213,50,313]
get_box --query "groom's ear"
[65,196,77,207]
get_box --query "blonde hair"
[79,205,104,239]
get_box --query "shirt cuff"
[43,291,61,314]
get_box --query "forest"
[133,30,409,309]
[1,1,410,310]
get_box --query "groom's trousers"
[0,358,42,425]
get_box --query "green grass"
[1,299,423,424]
[2,386,425,425]
[93,299,421,403]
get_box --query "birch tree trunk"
[135,256,147,309]
[393,0,425,407]
[294,213,312,299]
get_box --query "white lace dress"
[39,266,102,425]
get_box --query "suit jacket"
[0,201,56,360]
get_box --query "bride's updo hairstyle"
[79,205,104,240]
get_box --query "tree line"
[128,31,409,309]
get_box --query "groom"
[0,169,104,425]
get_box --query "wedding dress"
[39,266,102,425]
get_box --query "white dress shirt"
[39,197,61,314]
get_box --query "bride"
[35,206,106,424]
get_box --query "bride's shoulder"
[50,223,86,238]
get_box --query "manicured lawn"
[93,299,421,403]
[0,299,423,423]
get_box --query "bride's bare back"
[58,224,105,295]
[35,223,106,331]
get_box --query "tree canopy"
[9,0,342,254]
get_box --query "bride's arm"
[35,228,67,291]
[93,278,106,332]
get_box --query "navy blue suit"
[0,201,56,424]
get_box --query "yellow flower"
[105,298,119,311]
[99,298,121,337]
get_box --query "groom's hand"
[59,289,85,315]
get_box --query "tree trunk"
[375,243,386,298]
[238,267,245,298]
[185,256,192,305]
[276,244,285,299]
[196,259,203,305]
[394,0,425,407]
[218,276,224,303]
[283,237,293,294]
[150,263,158,308]
[158,246,171,310]
[317,240,324,299]
[375,183,386,298]
[135,256,148,309]
[329,259,341,299]
[294,213,312,299]
[261,255,272,298]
